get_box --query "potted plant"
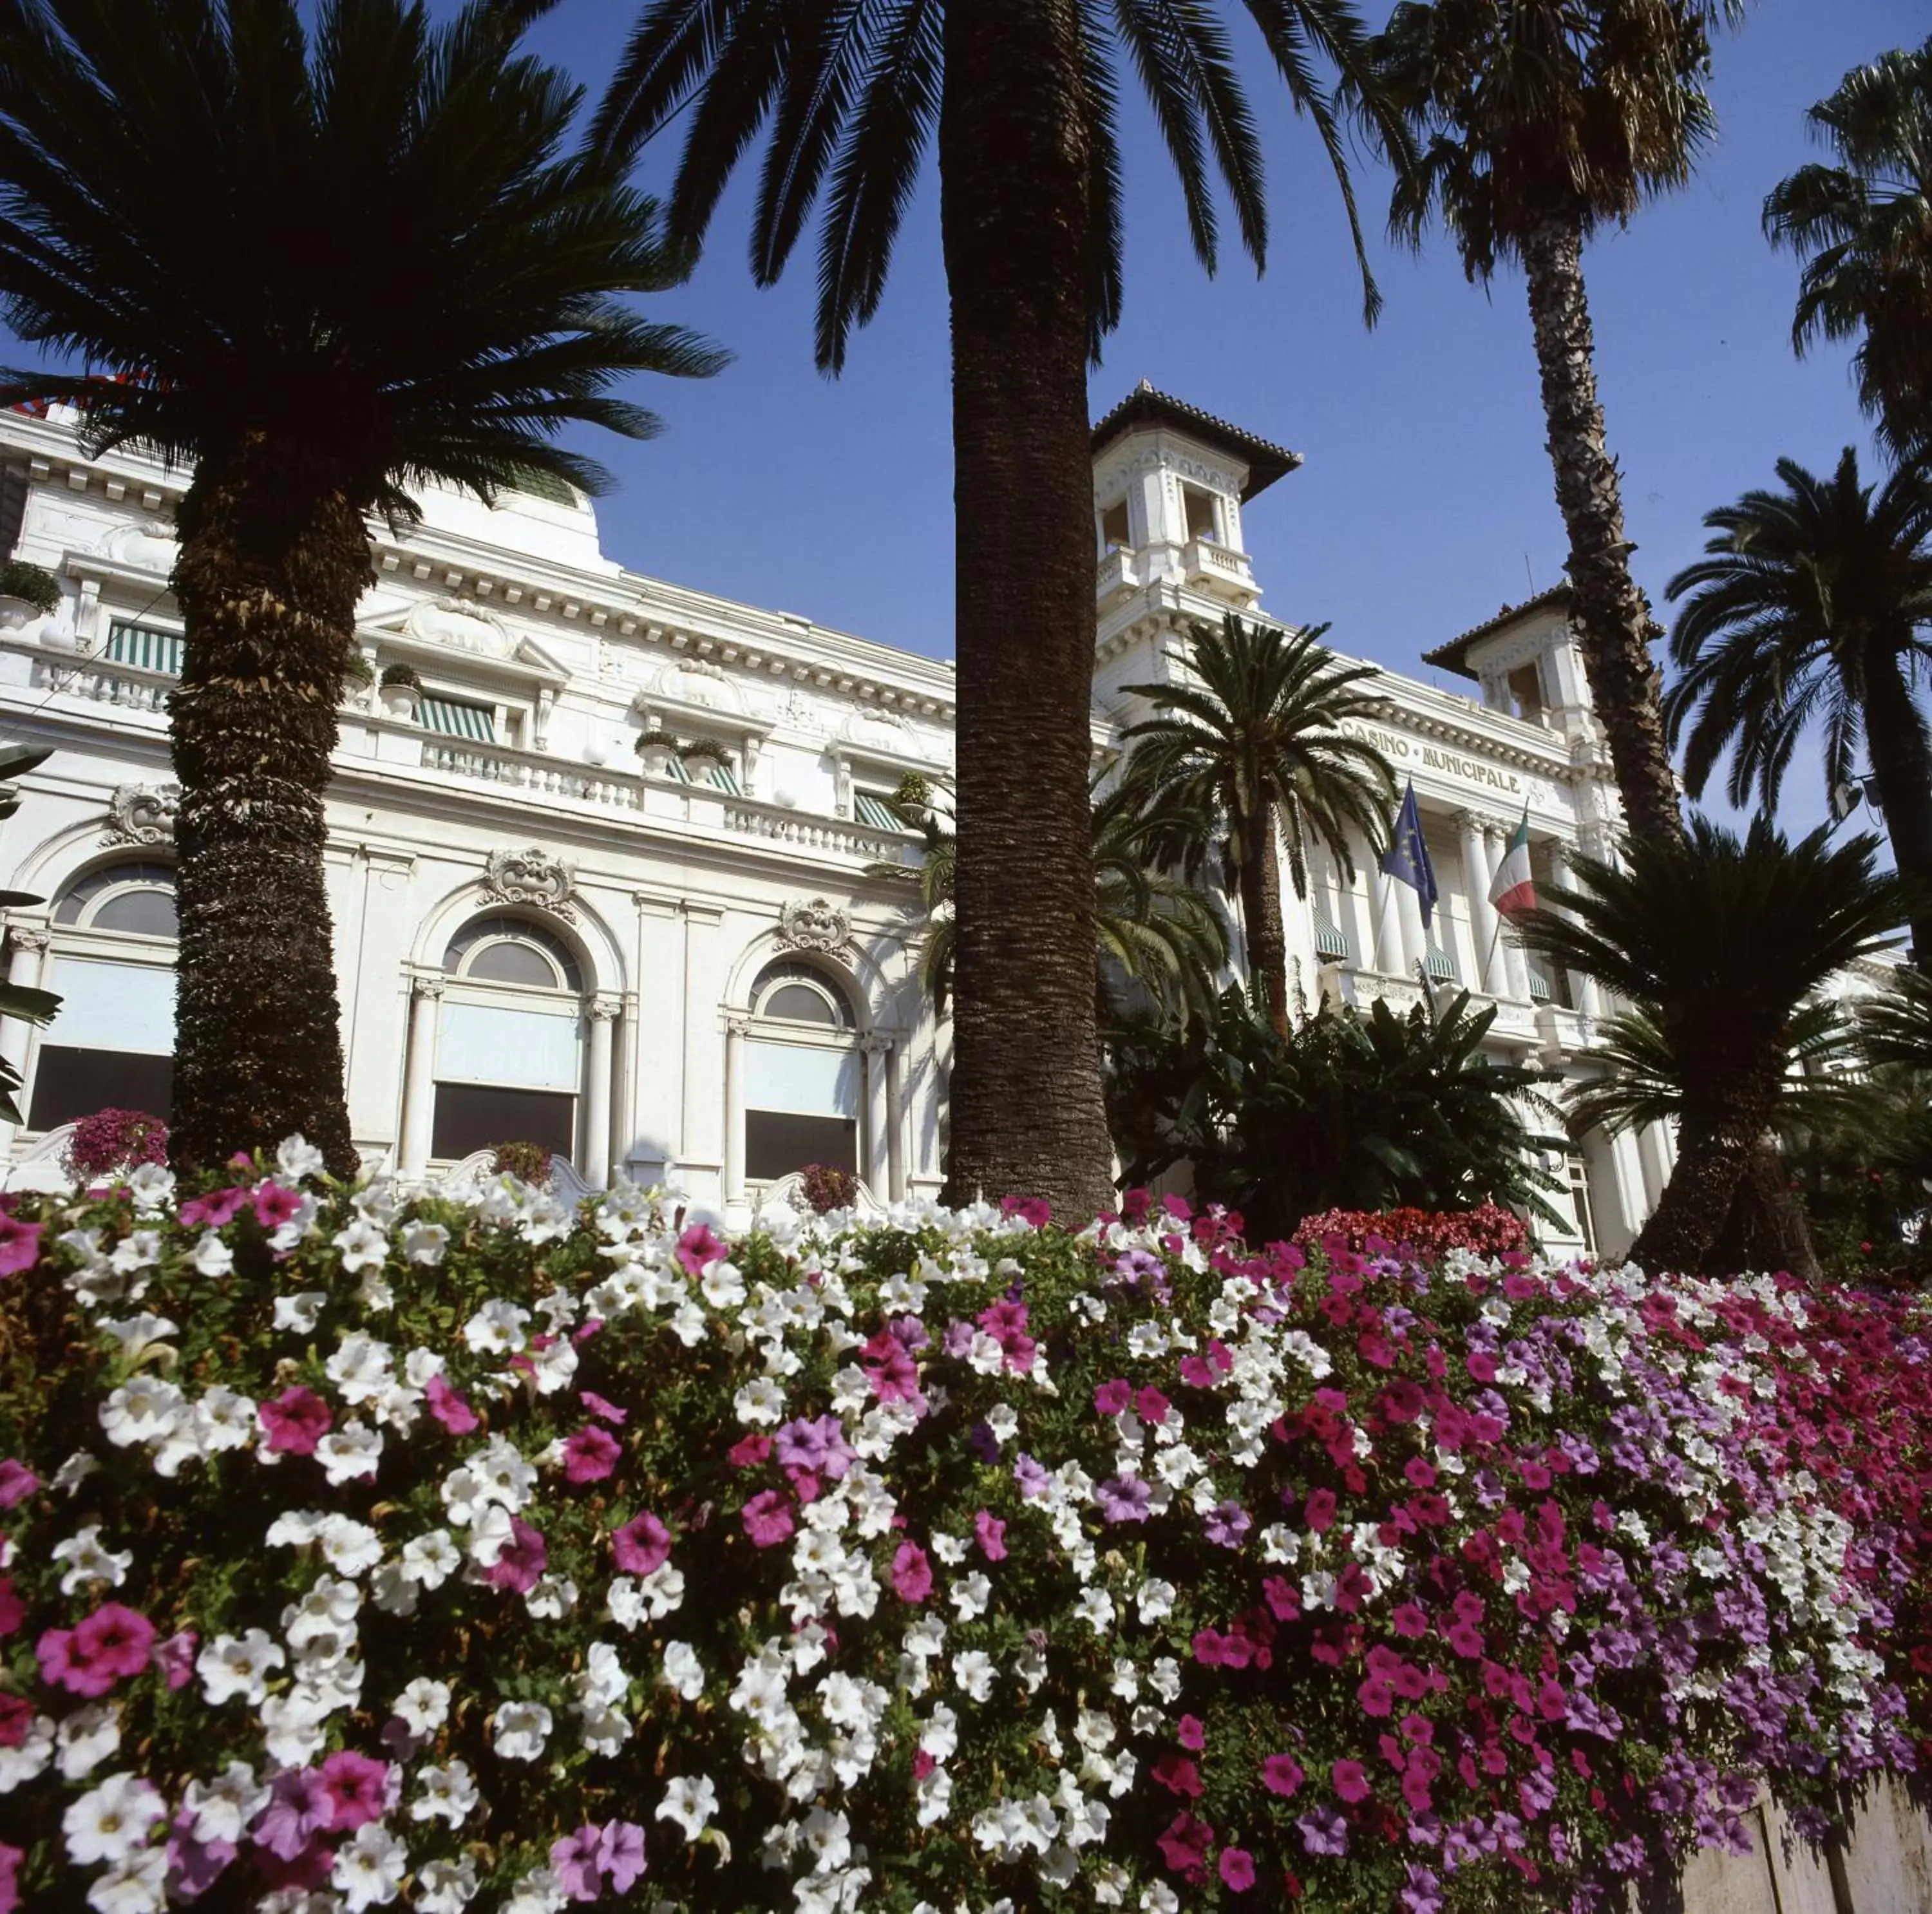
[488,1139,552,1187]
[62,1108,169,1186]
[0,560,59,630]
[632,726,679,777]
[797,1161,859,1215]
[677,737,732,782]
[377,661,419,717]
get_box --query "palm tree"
[1861,960,1932,1072]
[1119,614,1396,1036]
[1517,815,1909,1274]
[1764,36,1932,458]
[0,0,722,1174]
[1367,1,1743,847]
[1663,448,1932,968]
[871,779,1229,1030]
[506,0,1413,1219]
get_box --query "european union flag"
[1379,779,1439,931]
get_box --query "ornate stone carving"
[11,927,51,954]
[481,846,577,922]
[587,995,621,1023]
[775,896,850,956]
[413,976,446,1002]
[104,782,180,847]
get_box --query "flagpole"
[1481,913,1503,996]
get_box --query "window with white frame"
[431,915,585,1162]
[30,860,178,1130]
[1564,1151,1597,1255]
[744,958,860,1182]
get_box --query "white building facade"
[0,390,1685,1253]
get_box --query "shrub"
[59,1107,168,1184]
[488,1140,551,1186]
[797,1162,858,1214]
[378,663,419,689]
[0,1146,1924,1913]
[1108,988,1566,1244]
[0,559,59,613]
[1293,1203,1531,1261]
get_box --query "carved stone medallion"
[776,896,850,956]
[481,846,577,922]
[104,782,180,847]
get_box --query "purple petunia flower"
[1204,1500,1251,1548]
[254,1768,334,1861]
[1013,1454,1050,1499]
[598,1819,647,1893]
[551,1824,604,1902]
[1298,1807,1349,1857]
[1094,1475,1151,1524]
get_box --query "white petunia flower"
[492,1700,553,1761]
[332,1217,390,1274]
[700,1260,746,1310]
[52,1524,133,1595]
[400,1529,460,1589]
[0,1714,53,1793]
[191,1229,234,1278]
[325,1332,394,1403]
[198,1630,287,1707]
[55,1703,121,1780]
[402,1220,450,1266]
[393,1676,452,1738]
[85,1846,168,1914]
[661,1640,705,1701]
[734,1378,786,1425]
[63,1771,164,1865]
[182,1763,268,1845]
[952,1652,996,1703]
[415,1858,480,1914]
[656,1774,719,1841]
[412,1759,479,1827]
[332,1821,409,1910]
[99,1374,185,1450]
[315,1420,383,1485]
[272,1290,327,1336]
[277,1135,327,1180]
[462,1299,529,1354]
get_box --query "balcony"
[1182,538,1258,604]
[1096,547,1141,603]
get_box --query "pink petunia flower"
[580,1390,629,1426]
[0,1217,41,1278]
[155,1629,198,1690]
[1262,1754,1305,1799]
[1220,1848,1256,1893]
[1093,1378,1131,1417]
[598,1819,647,1894]
[563,1426,621,1484]
[45,1603,156,1696]
[675,1222,726,1274]
[728,1432,772,1469]
[484,1518,548,1595]
[252,1182,303,1229]
[974,1510,1007,1561]
[612,1511,672,1575]
[1178,1714,1205,1752]
[891,1541,933,1603]
[551,1824,603,1902]
[1332,1758,1372,1803]
[179,1186,250,1229]
[740,1491,795,1549]
[318,1751,390,1832]
[0,1460,37,1508]
[0,1841,23,1914]
[258,1386,332,1456]
[425,1375,478,1436]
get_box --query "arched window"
[743,957,861,1186]
[30,862,178,1131]
[428,915,585,1163]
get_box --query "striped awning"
[854,791,903,831]
[419,695,496,743]
[1425,944,1459,982]
[1527,968,1553,1002]
[106,620,184,676]
[1312,914,1349,962]
[665,752,740,795]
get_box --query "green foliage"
[0,0,726,518]
[1119,613,1397,904]
[542,0,1414,369]
[377,663,420,690]
[1367,0,1741,281]
[1106,985,1564,1244]
[1764,35,1932,457]
[0,743,59,1125]
[1662,447,1932,815]
[0,558,58,611]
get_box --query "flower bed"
[0,1153,1926,1913]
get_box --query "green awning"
[855,791,904,831]
[1425,944,1459,981]
[665,752,739,794]
[419,695,496,743]
[1313,915,1349,962]
[1527,968,1553,1002]
[106,620,184,676]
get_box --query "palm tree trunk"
[1862,654,1932,971]
[1520,214,1682,849]
[1630,1076,1783,1275]
[167,432,363,1175]
[937,0,1113,1219]
[1239,808,1291,1035]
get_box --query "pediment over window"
[361,595,568,688]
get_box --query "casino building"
[0,388,1833,1254]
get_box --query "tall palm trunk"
[1862,655,1932,971]
[938,0,1113,1218]
[1239,807,1290,1035]
[1631,1068,1785,1274]
[168,433,363,1175]
[1520,214,1682,848]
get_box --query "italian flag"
[1488,809,1537,919]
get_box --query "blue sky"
[477,0,1922,833]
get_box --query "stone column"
[1607,1127,1651,1251]
[1394,877,1429,983]
[1545,840,1602,1018]
[885,1038,906,1201]
[0,927,50,1151]
[1637,1123,1672,1214]
[1486,824,1532,1002]
[397,976,444,1178]
[1371,872,1403,977]
[860,1033,891,1200]
[1336,830,1376,978]
[582,997,619,1189]
[1459,811,1507,998]
[722,1013,749,1206]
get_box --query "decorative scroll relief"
[775,897,850,956]
[481,846,577,922]
[104,782,180,847]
